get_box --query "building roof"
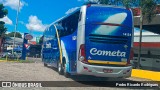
[5,37,23,45]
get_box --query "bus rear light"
[83,66,92,72]
[88,70,92,72]
[83,66,88,70]
[79,44,88,64]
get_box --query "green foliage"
[39,35,44,45]
[99,0,110,4]
[0,58,34,63]
[0,21,7,37]
[7,32,22,38]
[0,4,8,18]
[85,0,121,5]
[0,4,8,37]
[140,0,157,23]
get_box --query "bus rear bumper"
[77,62,132,78]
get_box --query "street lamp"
[12,0,20,54]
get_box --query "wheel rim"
[58,62,61,72]
[64,63,67,73]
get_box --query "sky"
[0,0,88,41]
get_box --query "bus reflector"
[79,44,88,64]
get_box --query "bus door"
[51,37,59,67]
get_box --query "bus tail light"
[79,44,88,64]
[127,47,134,65]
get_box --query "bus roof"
[89,4,127,9]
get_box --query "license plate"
[103,69,113,73]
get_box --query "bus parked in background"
[42,4,134,78]
[28,45,42,58]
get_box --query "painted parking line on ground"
[132,69,160,81]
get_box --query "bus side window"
[55,10,80,37]
[55,23,65,37]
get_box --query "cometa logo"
[90,48,126,57]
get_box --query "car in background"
[0,52,11,58]
[8,50,22,59]
[0,50,22,59]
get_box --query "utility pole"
[137,7,143,69]
[12,0,20,54]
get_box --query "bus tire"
[44,63,47,67]
[63,62,70,78]
[58,60,63,75]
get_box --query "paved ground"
[0,58,159,90]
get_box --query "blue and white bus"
[42,4,134,78]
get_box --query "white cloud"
[26,15,47,32]
[1,0,27,11]
[6,31,10,34]
[32,37,36,41]
[65,7,79,15]
[0,16,13,25]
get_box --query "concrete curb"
[132,69,160,81]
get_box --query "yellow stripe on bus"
[54,25,63,64]
[88,60,127,65]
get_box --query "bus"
[28,45,42,58]
[42,4,134,78]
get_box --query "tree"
[85,0,121,5]
[136,0,156,69]
[39,35,44,45]
[7,32,22,38]
[0,4,8,52]
[121,0,157,68]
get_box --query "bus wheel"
[63,62,70,78]
[44,63,47,67]
[58,60,63,75]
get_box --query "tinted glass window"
[43,25,56,43]
[55,10,80,37]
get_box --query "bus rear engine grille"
[89,34,128,44]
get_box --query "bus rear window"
[86,6,132,28]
